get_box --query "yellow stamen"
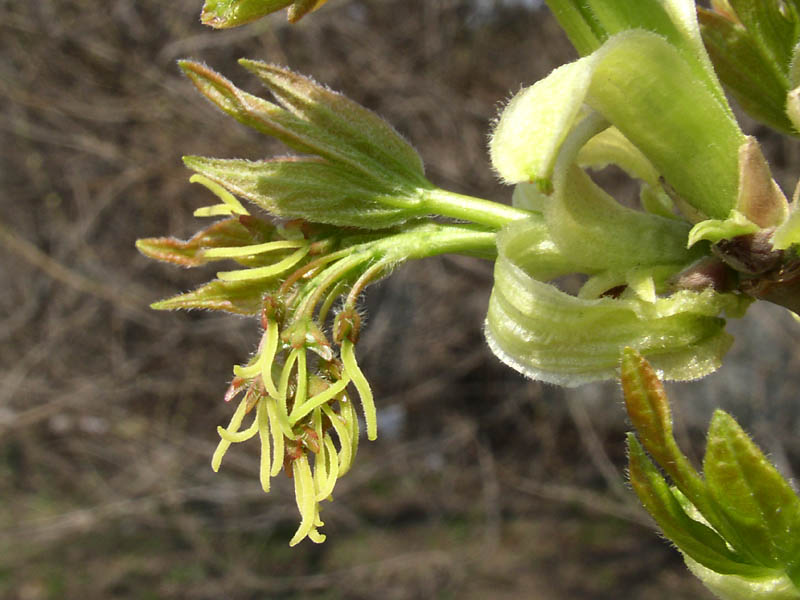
[259,319,281,398]
[315,434,339,501]
[216,419,258,443]
[322,404,354,475]
[341,339,377,440]
[266,399,285,477]
[257,397,272,493]
[289,376,350,423]
[202,239,305,259]
[217,246,310,281]
[190,174,249,215]
[211,395,249,472]
[289,455,319,546]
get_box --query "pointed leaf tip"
[620,347,673,457]
[620,348,708,504]
[237,58,426,182]
[704,409,800,567]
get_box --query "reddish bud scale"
[333,307,361,344]
[224,377,247,403]
[244,384,262,414]
[284,442,305,476]
[673,257,736,293]
[261,294,285,327]
[301,428,321,454]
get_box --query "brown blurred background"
[2,1,798,598]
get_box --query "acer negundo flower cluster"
[139,0,800,551]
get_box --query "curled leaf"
[485,240,745,385]
[490,30,744,219]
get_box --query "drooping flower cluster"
[137,61,502,543]
[139,174,500,543]
[138,176,374,544]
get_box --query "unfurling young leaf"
[623,348,800,598]
[699,0,800,135]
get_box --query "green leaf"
[704,410,800,569]
[286,0,327,22]
[698,8,795,134]
[184,156,426,229]
[627,435,763,576]
[238,60,426,185]
[201,0,327,27]
[728,0,800,74]
[490,31,744,219]
[136,218,263,267]
[201,0,292,27]
[543,0,606,56]
[179,61,428,189]
[151,278,275,315]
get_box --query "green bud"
[201,0,329,27]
